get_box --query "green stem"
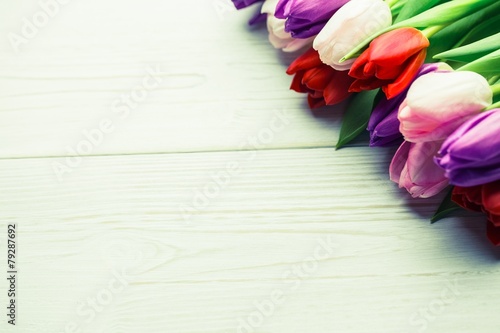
[485,101,500,111]
[421,25,445,39]
[385,0,401,8]
[490,83,500,97]
[391,0,408,11]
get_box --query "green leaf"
[458,13,500,47]
[335,90,379,150]
[457,48,500,75]
[434,32,500,63]
[390,0,407,18]
[393,0,497,28]
[490,82,500,99]
[425,1,500,62]
[431,187,462,223]
[341,0,498,62]
[393,0,445,24]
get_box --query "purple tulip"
[232,0,264,9]
[368,93,406,147]
[275,0,350,39]
[435,109,500,187]
[368,63,449,147]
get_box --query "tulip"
[452,181,500,246]
[232,0,264,9]
[368,96,405,147]
[313,0,391,71]
[368,63,451,147]
[435,109,500,187]
[262,0,314,52]
[287,48,355,108]
[389,140,448,198]
[349,28,429,99]
[398,71,492,143]
[275,0,351,39]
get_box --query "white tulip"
[313,0,391,70]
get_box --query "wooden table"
[1,1,499,332]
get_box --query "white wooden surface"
[1,1,499,332]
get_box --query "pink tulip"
[398,71,492,143]
[390,140,448,198]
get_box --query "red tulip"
[348,28,429,100]
[287,48,355,108]
[452,181,500,246]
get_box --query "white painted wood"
[0,0,345,159]
[0,1,498,333]
[0,149,498,333]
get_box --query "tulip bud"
[398,71,492,143]
[232,0,264,9]
[262,0,314,52]
[389,140,448,198]
[436,109,500,187]
[368,63,451,147]
[452,181,500,246]
[313,0,391,71]
[286,48,355,108]
[349,28,429,99]
[368,97,404,147]
[275,0,350,39]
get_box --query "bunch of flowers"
[232,0,500,246]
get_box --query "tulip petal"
[347,28,430,99]
[313,0,391,70]
[302,66,335,91]
[290,71,306,93]
[390,141,411,183]
[307,95,326,108]
[349,77,391,92]
[390,141,448,198]
[436,109,500,186]
[406,141,445,185]
[348,50,371,79]
[369,28,430,66]
[287,48,323,74]
[323,70,354,105]
[483,181,500,215]
[233,0,264,10]
[487,221,500,246]
[452,186,483,212]
[277,0,350,38]
[383,50,427,99]
[374,63,405,80]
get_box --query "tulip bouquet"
[232,0,500,245]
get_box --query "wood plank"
[0,147,497,333]
[0,0,346,159]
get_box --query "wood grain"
[0,0,345,159]
[0,0,498,332]
[1,148,499,333]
